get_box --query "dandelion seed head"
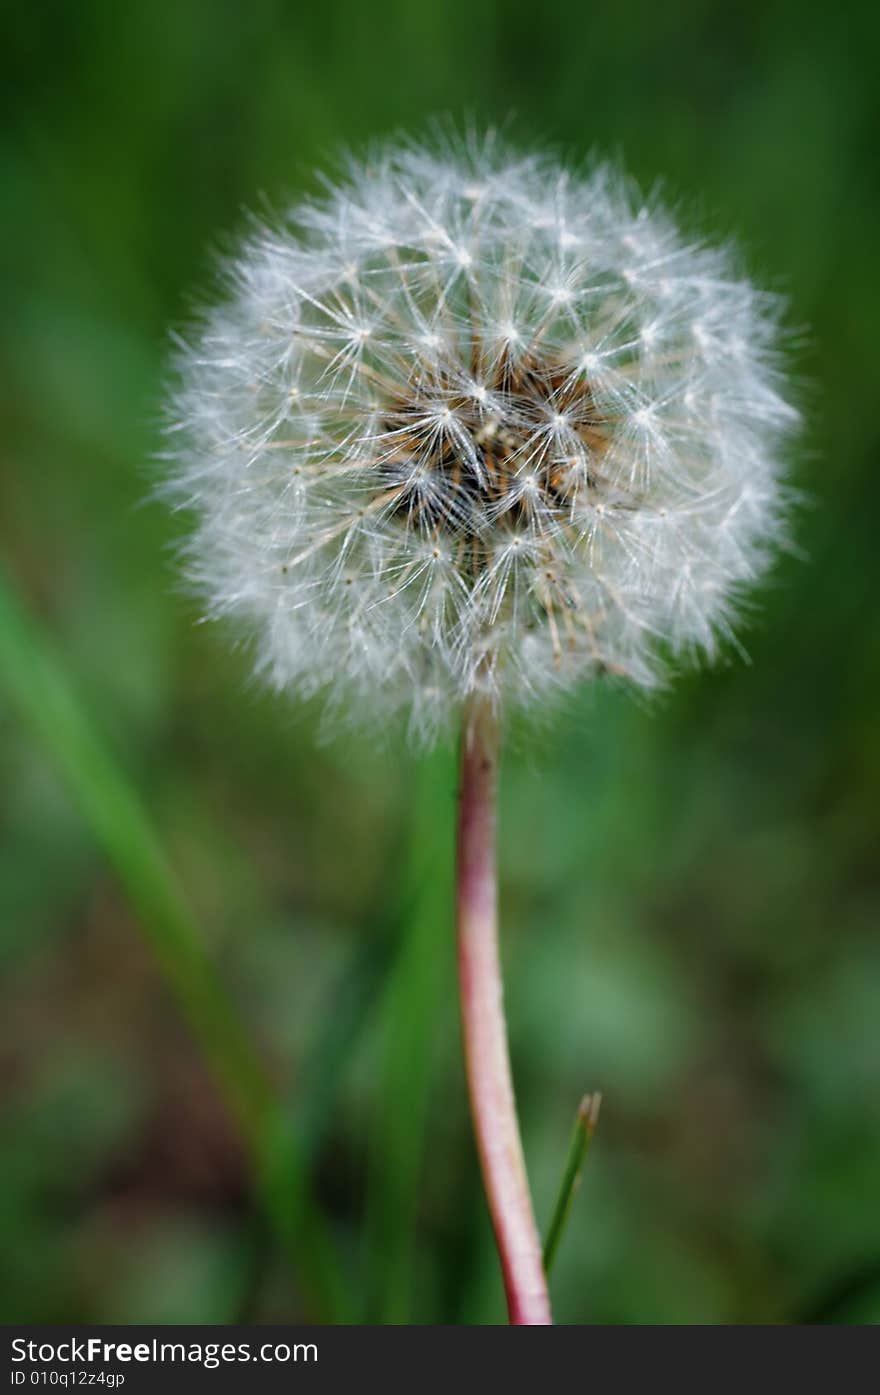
[164,134,798,743]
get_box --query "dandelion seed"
[164,137,795,744]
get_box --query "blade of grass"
[235,872,409,1320]
[542,1092,602,1277]
[362,742,455,1322]
[0,565,351,1319]
[296,896,403,1160]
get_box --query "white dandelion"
[163,132,798,1327]
[164,133,796,744]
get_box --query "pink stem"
[456,695,552,1326]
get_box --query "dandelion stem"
[456,694,552,1326]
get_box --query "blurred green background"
[2,0,878,1326]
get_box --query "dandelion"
[164,132,797,1325]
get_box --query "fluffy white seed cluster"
[165,135,796,741]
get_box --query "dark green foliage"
[1,0,878,1325]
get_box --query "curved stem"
[456,695,552,1325]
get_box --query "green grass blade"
[542,1093,602,1277]
[362,742,455,1322]
[296,899,403,1160]
[0,565,351,1318]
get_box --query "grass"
[0,563,352,1319]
